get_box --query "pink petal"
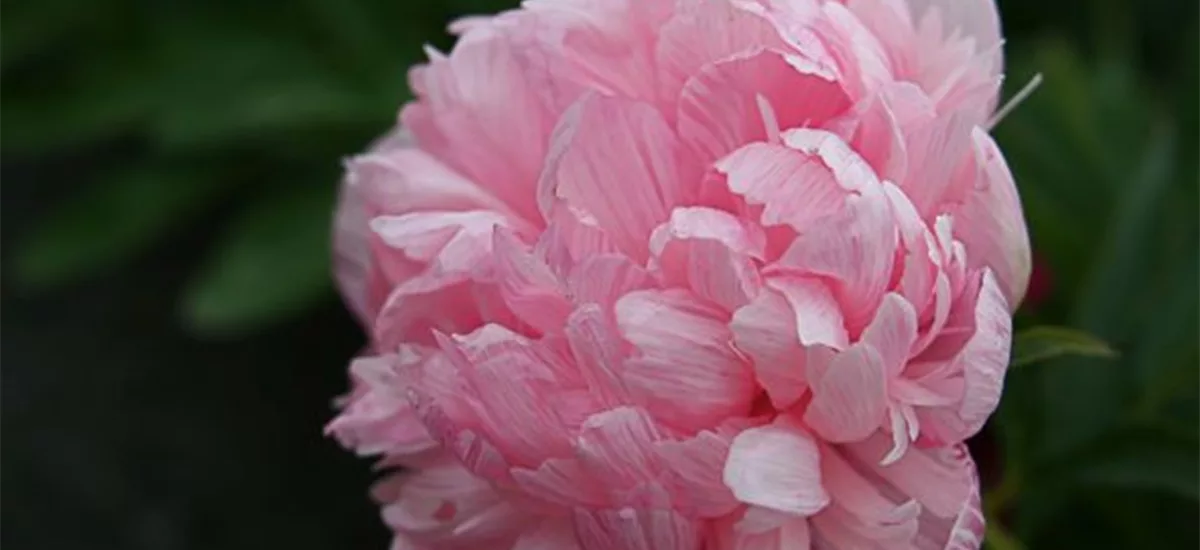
[526,0,672,106]
[847,434,973,518]
[859,293,919,375]
[804,344,889,442]
[401,19,572,223]
[714,141,855,236]
[678,48,850,165]
[713,509,813,550]
[779,184,898,333]
[347,146,510,217]
[919,269,1011,441]
[513,519,583,550]
[432,327,586,468]
[333,171,378,326]
[575,407,673,506]
[537,203,622,278]
[903,0,1002,72]
[819,443,922,531]
[326,351,439,459]
[899,110,975,218]
[616,290,757,431]
[511,518,580,550]
[654,0,792,101]
[379,463,533,546]
[539,94,700,260]
[724,417,830,516]
[655,421,747,518]
[492,228,572,335]
[565,305,632,408]
[952,270,1011,433]
[953,129,1030,310]
[768,275,849,350]
[941,462,986,550]
[730,287,808,409]
[573,507,705,550]
[567,255,655,311]
[650,207,768,311]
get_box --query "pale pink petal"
[565,305,632,408]
[804,344,888,442]
[525,0,673,105]
[401,55,545,222]
[724,417,830,516]
[940,464,986,550]
[513,519,584,550]
[537,203,622,277]
[575,407,674,507]
[768,275,849,350]
[779,184,898,333]
[513,457,608,508]
[918,269,1011,442]
[333,171,378,326]
[859,293,919,375]
[810,1,894,98]
[903,0,1002,70]
[539,94,700,260]
[347,147,510,217]
[678,48,850,165]
[327,351,439,459]
[492,228,572,335]
[714,141,855,236]
[953,129,1031,310]
[616,290,757,431]
[847,435,973,518]
[568,255,655,311]
[730,287,808,409]
[573,507,705,550]
[649,207,768,310]
[655,418,756,518]
[378,462,534,547]
[713,508,813,550]
[899,110,975,218]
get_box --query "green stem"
[985,521,1026,550]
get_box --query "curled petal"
[724,417,830,517]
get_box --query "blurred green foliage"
[2,0,1196,548]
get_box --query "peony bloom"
[328,0,1030,549]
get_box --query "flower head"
[329,1,1029,548]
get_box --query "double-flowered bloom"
[328,1,1031,548]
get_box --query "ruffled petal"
[615,290,757,431]
[539,93,701,261]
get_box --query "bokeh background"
[3,0,1197,548]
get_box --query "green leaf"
[1011,326,1118,368]
[145,18,407,150]
[181,183,337,337]
[1061,425,1200,501]
[13,165,229,287]
[1037,122,1181,457]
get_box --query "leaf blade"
[1011,326,1118,368]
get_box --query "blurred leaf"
[1,0,110,68]
[1070,425,1199,501]
[2,40,155,152]
[181,183,336,336]
[14,166,229,287]
[1035,83,1181,459]
[1011,326,1117,368]
[145,17,408,149]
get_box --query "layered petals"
[330,1,1025,548]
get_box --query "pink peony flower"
[328,1,1030,549]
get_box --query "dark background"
[3,1,1197,549]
